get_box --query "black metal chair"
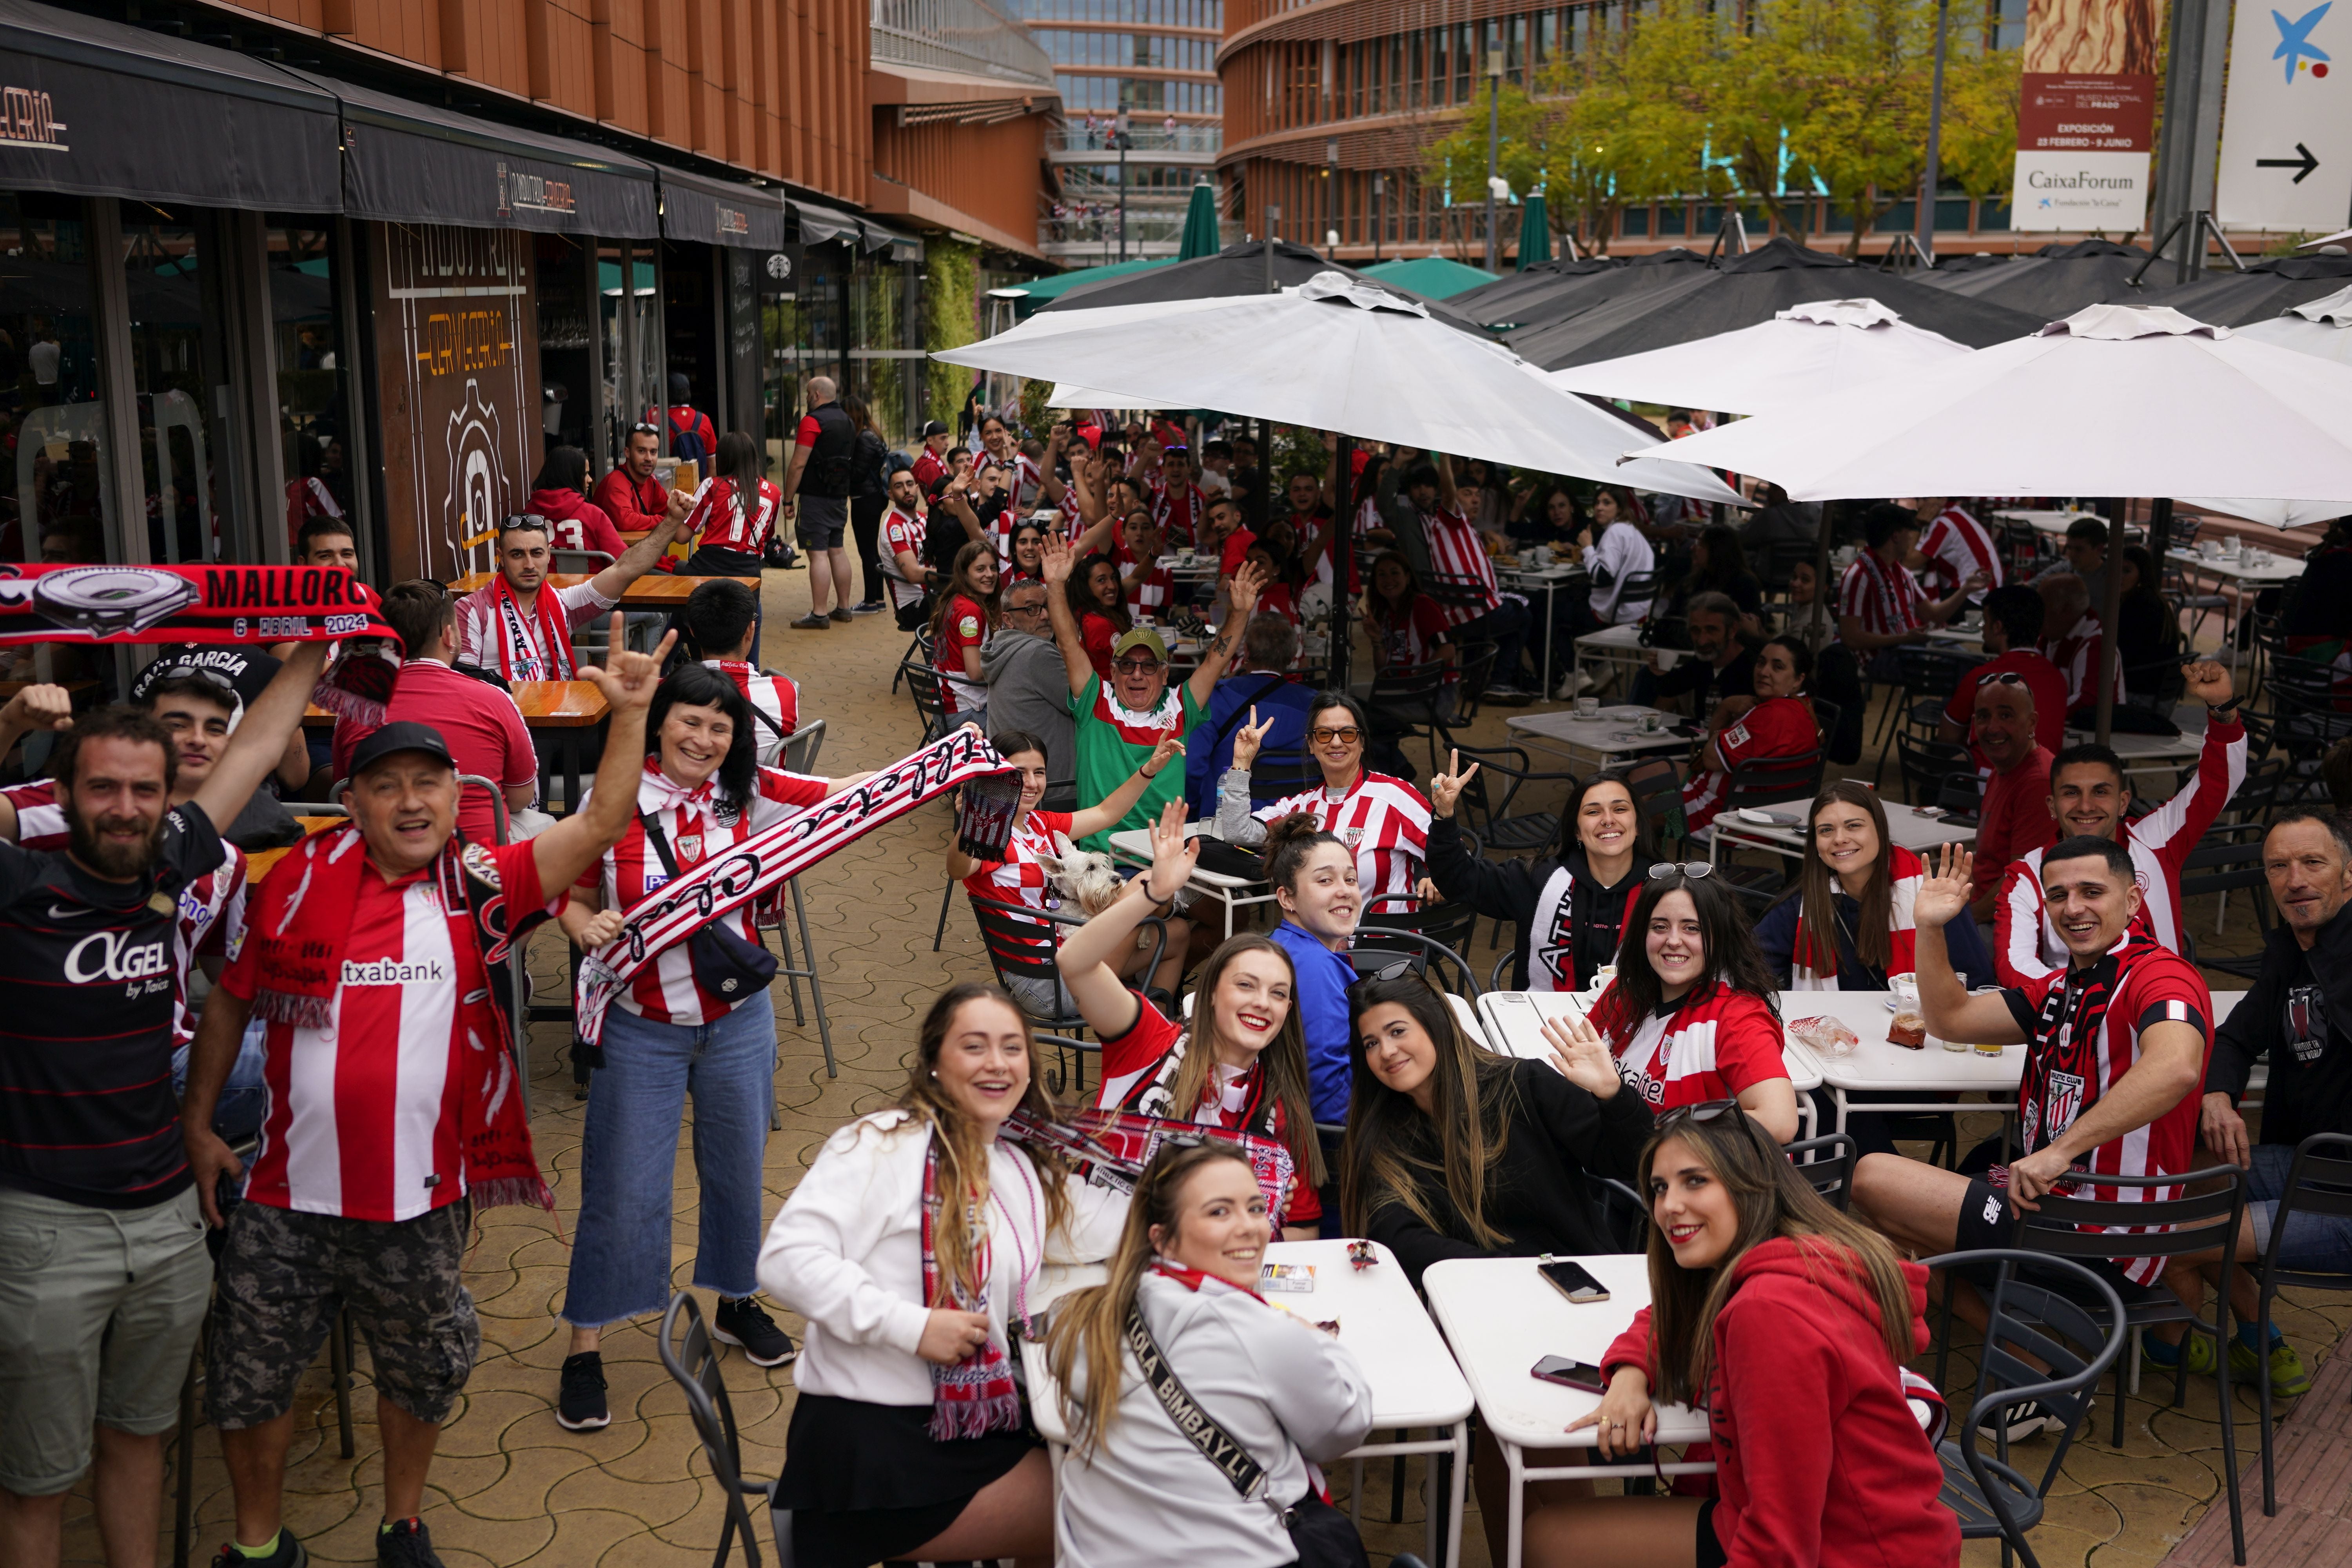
[1708,750,1824,910]
[1871,646,1984,784]
[890,624,935,695]
[1446,742,1576,858]
[1782,1131,1858,1212]
[967,895,1166,1094]
[1359,894,1479,965]
[898,660,951,743]
[2248,1132,2352,1514]
[1896,731,1978,810]
[2178,829,2273,979]
[1363,661,1451,776]
[1622,756,1688,855]
[1347,926,1483,997]
[1922,1250,2127,1568]
[658,1292,781,1568]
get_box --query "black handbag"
[1125,1305,1371,1568]
[639,813,780,1001]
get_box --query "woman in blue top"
[1260,813,1362,1220]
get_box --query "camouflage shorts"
[205,1199,479,1430]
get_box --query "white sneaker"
[1553,669,1593,701]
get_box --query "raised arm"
[1187,559,1265,710]
[590,506,693,600]
[1070,731,1183,840]
[1432,452,1459,514]
[191,642,327,831]
[1913,844,2032,1047]
[528,613,676,895]
[1057,798,1193,1036]
[936,472,988,546]
[1040,533,1093,700]
[0,682,72,768]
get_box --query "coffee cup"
[2198,539,2222,559]
[1890,974,1919,1008]
[1575,696,1600,718]
[1639,712,1667,734]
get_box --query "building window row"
[1033,30,1220,69]
[1020,0,1222,26]
[1059,75,1223,113]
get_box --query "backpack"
[668,407,711,467]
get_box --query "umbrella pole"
[2092,498,2130,747]
[1331,433,1354,691]
[1808,498,1836,650]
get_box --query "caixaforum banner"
[2011,0,2161,232]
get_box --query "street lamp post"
[1915,0,1951,264]
[1326,137,1339,261]
[1483,46,1504,271]
[1373,173,1385,261]
[1113,110,1133,261]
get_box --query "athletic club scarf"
[575,730,1012,1043]
[0,562,401,720]
[486,572,577,680]
[1527,856,1645,993]
[2018,936,2160,1162]
[1005,1105,1300,1226]
[920,1132,1021,1440]
[1790,845,1925,991]
[241,825,550,1210]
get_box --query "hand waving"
[1230,705,1274,771]
[1913,842,1975,929]
[579,613,677,714]
[1143,797,1199,904]
[1427,748,1481,820]
[1144,730,1186,778]
[1041,531,1075,586]
[1228,558,1269,620]
[1540,1009,1621,1100]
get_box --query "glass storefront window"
[119,202,222,566]
[0,191,106,572]
[535,234,597,463]
[270,222,354,559]
[600,241,662,465]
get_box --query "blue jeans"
[562,998,779,1327]
[2248,1142,2352,1275]
[172,1019,271,1146]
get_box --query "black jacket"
[1425,817,1648,989]
[1362,1057,1656,1288]
[2208,909,2352,1147]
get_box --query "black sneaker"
[1974,1398,2048,1442]
[713,1295,798,1367]
[849,600,886,616]
[555,1351,611,1430]
[376,1518,446,1568]
[216,1533,308,1567]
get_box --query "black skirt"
[777,1393,1040,1568]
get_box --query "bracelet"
[1140,765,1161,780]
[2209,699,2240,717]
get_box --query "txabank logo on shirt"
[341,957,452,985]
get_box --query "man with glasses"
[593,422,694,537]
[980,579,1077,785]
[1041,532,1265,852]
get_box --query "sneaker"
[1554,669,1594,701]
[713,1295,799,1367]
[216,1533,308,1567]
[555,1352,610,1430]
[1973,1398,2048,1443]
[789,613,831,631]
[849,600,886,616]
[828,607,854,623]
[2228,1334,2312,1399]
[376,1519,446,1568]
[2181,1330,2220,1377]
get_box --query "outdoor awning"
[861,217,924,261]
[659,167,786,250]
[303,70,657,238]
[0,0,340,211]
[791,199,866,247]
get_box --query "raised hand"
[1230,705,1274,770]
[0,682,74,735]
[1143,730,1186,778]
[1228,557,1269,619]
[579,614,677,713]
[1040,531,1075,586]
[1913,842,1975,928]
[1142,796,1199,903]
[1540,1009,1621,1100]
[1427,748,1481,819]
[2183,657,2235,710]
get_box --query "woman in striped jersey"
[1214,691,1436,915]
[1755,782,1994,993]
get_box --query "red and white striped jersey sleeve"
[3,778,67,851]
[1919,506,2001,596]
[2132,711,2246,877]
[1417,507,1501,625]
[1994,850,2061,988]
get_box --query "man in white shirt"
[454,512,686,681]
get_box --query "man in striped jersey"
[1403,457,1532,697]
[1836,503,1981,677]
[682,579,799,766]
[1856,837,2240,1436]
[1908,496,2002,600]
[1992,660,2244,986]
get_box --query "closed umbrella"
[1477,248,1707,336]
[2142,252,2352,327]
[1621,303,2352,739]
[1517,195,1551,270]
[1177,181,1221,262]
[1549,298,1974,416]
[1040,238,1486,336]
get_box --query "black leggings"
[851,492,887,606]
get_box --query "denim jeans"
[2248,1142,2352,1275]
[562,998,780,1327]
[172,1018,271,1146]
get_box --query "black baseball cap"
[347,721,456,779]
[922,419,951,437]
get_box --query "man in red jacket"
[1964,674,2053,923]
[592,423,690,536]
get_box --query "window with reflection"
[0,191,105,572]
[270,221,354,565]
[119,202,221,566]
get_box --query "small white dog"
[1033,831,1126,917]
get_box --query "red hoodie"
[1602,1237,1958,1568]
[527,487,627,559]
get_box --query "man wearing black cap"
[178,617,673,1568]
[653,372,715,466]
[910,418,954,494]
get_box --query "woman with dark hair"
[555,663,874,1431]
[1426,761,1653,991]
[1048,1141,1374,1567]
[1680,633,1821,832]
[1755,781,1994,992]
[1057,801,1326,1236]
[527,445,628,557]
[1260,814,1365,1128]
[1666,522,1765,622]
[2114,542,2172,688]
[759,984,1127,1568]
[1509,480,1588,549]
[1539,1107,1956,1568]
[1217,691,1435,914]
[1586,869,1800,1141]
[1004,516,1049,586]
[932,540,1001,728]
[1363,552,1457,679]
[1069,550,1133,681]
[681,429,781,579]
[845,392,893,613]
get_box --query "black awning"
[791,198,865,247]
[659,167,786,250]
[0,0,339,211]
[302,71,658,238]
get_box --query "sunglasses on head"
[1656,1097,1745,1130]
[1646,862,1714,880]
[628,421,662,437]
[1977,670,2028,689]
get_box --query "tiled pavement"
[62,576,2348,1566]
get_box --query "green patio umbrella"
[1517,194,1551,272]
[1178,181,1222,261]
[1358,256,1499,300]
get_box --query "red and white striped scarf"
[1789,845,1924,991]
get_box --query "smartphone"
[1530,1355,1609,1393]
[1537,1258,1611,1305]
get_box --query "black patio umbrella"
[1913,251,2014,279]
[1448,254,1623,326]
[1038,238,1489,336]
[1475,247,1712,337]
[1512,235,2043,370]
[1920,238,2155,320]
[2142,251,2352,327]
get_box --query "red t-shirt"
[526,487,627,558]
[1080,610,1119,681]
[593,468,671,534]
[1590,982,1791,1114]
[1094,996,1323,1227]
[331,659,537,847]
[1369,595,1452,673]
[935,593,989,715]
[1973,746,2056,902]
[1681,696,1817,831]
[1943,649,2069,757]
[1219,528,1258,578]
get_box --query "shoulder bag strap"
[1213,675,1288,761]
[638,812,682,878]
[1123,1302,1269,1503]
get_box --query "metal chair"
[1346,925,1483,997]
[1446,742,1575,858]
[1782,1131,1858,1212]
[764,721,837,1081]
[658,1292,783,1568]
[550,548,617,573]
[1358,895,1479,966]
[1363,661,1451,775]
[1621,756,1688,855]
[966,895,1167,1094]
[932,775,1072,953]
[898,660,951,743]
[1871,646,1982,784]
[1922,1249,2128,1568]
[1896,731,1977,810]
[2247,1132,2352,1514]
[2178,830,2274,980]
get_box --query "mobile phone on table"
[1530,1355,1608,1393]
[1537,1257,1611,1305]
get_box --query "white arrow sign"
[2218,0,2352,231]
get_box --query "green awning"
[1358,256,1501,300]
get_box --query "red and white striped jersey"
[1993,713,2247,985]
[1367,595,1453,675]
[2002,939,2212,1285]
[878,505,929,612]
[579,761,830,1025]
[1588,982,1792,1114]
[684,475,782,556]
[703,659,800,767]
[4,778,67,850]
[962,808,1075,956]
[1918,504,2001,597]
[1254,770,1432,912]
[226,839,554,1222]
[172,846,248,1049]
[1116,535,1174,615]
[1148,475,1205,549]
[1837,550,1927,639]
[454,577,614,682]
[285,475,343,548]
[1011,452,1048,512]
[1681,697,1819,831]
[1417,506,1501,625]
[2043,613,2125,712]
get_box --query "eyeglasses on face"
[1310,726,1364,745]
[1112,657,1165,675]
[1646,862,1714,880]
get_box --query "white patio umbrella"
[932,272,1742,506]
[1547,298,1975,417]
[2179,289,2352,527]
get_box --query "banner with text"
[2011,0,2161,232]
[2215,0,2352,231]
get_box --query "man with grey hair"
[1645,589,1755,717]
[979,577,1078,788]
[1184,613,1316,816]
[780,375,860,629]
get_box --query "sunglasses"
[628,421,662,437]
[1112,657,1166,674]
[1656,1097,1744,1130]
[1310,726,1364,745]
[1976,670,2028,689]
[1646,862,1715,880]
